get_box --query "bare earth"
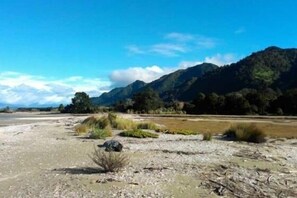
[0,113,297,197]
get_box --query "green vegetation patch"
[119,129,159,138]
[224,123,266,143]
[89,127,112,139]
[156,128,198,135]
[137,122,158,130]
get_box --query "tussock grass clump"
[119,129,159,138]
[112,117,137,130]
[224,123,266,143]
[74,124,88,135]
[89,126,112,139]
[81,116,99,127]
[137,122,157,130]
[91,148,129,172]
[203,132,213,141]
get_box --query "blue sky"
[0,0,297,106]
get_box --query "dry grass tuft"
[224,123,266,143]
[203,132,213,141]
[74,124,88,135]
[91,148,129,172]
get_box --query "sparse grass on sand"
[119,129,159,138]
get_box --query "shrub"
[137,122,157,130]
[224,124,266,143]
[203,132,212,141]
[119,129,159,138]
[91,148,129,172]
[74,124,88,135]
[89,127,112,139]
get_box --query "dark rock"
[99,140,123,152]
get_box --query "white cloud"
[165,32,194,42]
[126,32,217,57]
[109,65,174,86]
[204,53,236,66]
[0,71,111,106]
[150,43,187,56]
[125,45,145,55]
[178,61,203,69]
[179,53,238,68]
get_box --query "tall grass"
[112,117,137,130]
[224,123,266,143]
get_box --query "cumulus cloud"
[126,32,217,57]
[179,53,238,68]
[0,72,111,106]
[109,65,173,86]
[204,53,236,66]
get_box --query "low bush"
[119,129,159,138]
[91,148,129,172]
[203,132,212,141]
[74,124,88,135]
[224,124,266,143]
[137,122,157,130]
[89,127,112,139]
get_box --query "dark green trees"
[62,92,94,113]
[132,88,163,113]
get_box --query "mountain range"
[91,46,297,106]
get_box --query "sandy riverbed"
[0,114,297,197]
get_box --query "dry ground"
[0,114,296,197]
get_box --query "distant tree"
[224,93,251,115]
[132,88,163,113]
[272,89,297,115]
[114,99,134,112]
[63,92,94,113]
[58,104,64,112]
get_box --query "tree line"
[61,88,297,115]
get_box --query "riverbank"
[0,114,296,197]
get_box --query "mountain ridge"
[91,46,297,106]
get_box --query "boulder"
[99,140,123,152]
